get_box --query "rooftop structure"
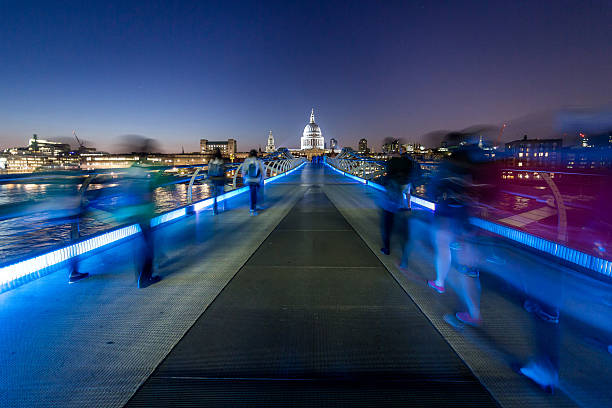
[266,131,275,153]
[301,108,324,150]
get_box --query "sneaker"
[380,247,390,255]
[68,271,89,284]
[250,211,258,216]
[427,280,445,294]
[519,361,558,392]
[455,311,482,327]
[138,275,161,289]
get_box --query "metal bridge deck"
[3,164,607,407]
[126,165,497,407]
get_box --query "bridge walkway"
[126,163,497,406]
[2,164,608,407]
[0,166,309,407]
[322,169,610,408]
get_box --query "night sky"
[1,0,611,152]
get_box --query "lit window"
[518,162,523,166]
[519,152,523,157]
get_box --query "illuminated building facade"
[358,138,369,154]
[266,131,275,153]
[200,139,237,158]
[505,136,562,169]
[301,109,324,150]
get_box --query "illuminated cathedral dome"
[301,108,324,150]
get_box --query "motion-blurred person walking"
[379,146,415,256]
[429,136,484,326]
[67,173,95,283]
[242,149,266,216]
[114,137,162,288]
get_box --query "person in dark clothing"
[208,148,227,215]
[68,174,95,283]
[380,147,421,256]
[121,163,160,288]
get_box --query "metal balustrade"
[326,150,386,180]
[231,150,305,188]
[0,153,306,292]
[324,158,611,278]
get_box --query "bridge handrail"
[324,158,612,278]
[0,161,307,293]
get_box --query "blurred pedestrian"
[379,146,415,256]
[519,298,560,391]
[122,162,160,288]
[114,136,162,288]
[67,174,95,283]
[242,149,266,215]
[429,140,483,326]
[208,148,226,215]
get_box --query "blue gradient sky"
[1,0,611,152]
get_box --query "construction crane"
[73,130,84,151]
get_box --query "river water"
[0,181,220,263]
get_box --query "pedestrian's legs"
[399,210,412,267]
[433,217,452,288]
[139,222,154,282]
[455,225,481,320]
[213,183,224,213]
[381,210,394,253]
[219,184,226,211]
[68,213,89,283]
[257,183,264,209]
[456,268,482,321]
[535,305,560,373]
[249,183,258,211]
[520,300,560,389]
[69,219,80,276]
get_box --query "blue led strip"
[0,224,141,292]
[0,161,307,292]
[150,208,187,228]
[470,217,611,277]
[324,162,435,211]
[325,161,611,277]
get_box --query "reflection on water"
[0,181,221,262]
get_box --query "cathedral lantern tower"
[266,130,275,153]
[301,108,324,150]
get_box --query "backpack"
[248,162,260,178]
[208,162,224,177]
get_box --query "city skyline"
[1,1,611,152]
